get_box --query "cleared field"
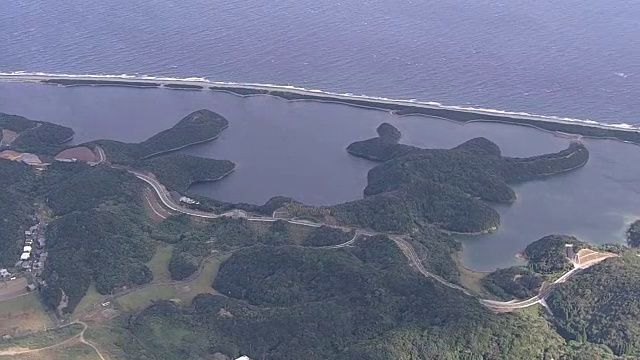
[0,129,18,146]
[0,277,29,302]
[54,146,97,162]
[71,284,103,320]
[147,243,173,283]
[454,254,494,299]
[0,293,53,335]
[0,323,82,354]
[116,254,228,312]
[2,343,102,360]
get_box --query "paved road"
[128,166,616,312]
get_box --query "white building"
[0,269,10,277]
[23,245,32,253]
[179,196,200,205]
[20,253,30,261]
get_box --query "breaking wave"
[1,71,638,132]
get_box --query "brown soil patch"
[0,278,29,302]
[0,129,18,146]
[55,147,97,162]
[0,150,22,160]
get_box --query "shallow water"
[2,83,640,271]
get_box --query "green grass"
[115,254,229,312]
[0,323,83,351]
[0,293,53,335]
[115,286,177,312]
[147,243,173,283]
[71,284,102,320]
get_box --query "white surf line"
[1,72,639,133]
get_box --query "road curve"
[127,166,614,312]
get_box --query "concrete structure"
[0,269,10,277]
[20,253,30,261]
[179,196,199,205]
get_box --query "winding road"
[126,166,615,312]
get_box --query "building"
[26,284,36,292]
[179,196,200,205]
[0,269,10,278]
[23,245,32,253]
[20,252,30,261]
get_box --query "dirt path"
[0,321,106,359]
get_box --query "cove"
[1,82,639,271]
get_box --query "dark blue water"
[2,0,639,124]
[3,83,640,271]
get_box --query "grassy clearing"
[0,323,83,352]
[4,343,103,360]
[454,255,494,299]
[71,284,102,320]
[0,293,53,335]
[147,243,173,283]
[115,253,229,312]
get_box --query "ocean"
[2,0,639,124]
[2,0,640,270]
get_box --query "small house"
[23,245,32,253]
[0,269,10,277]
[26,284,36,292]
[20,252,30,261]
[24,230,31,236]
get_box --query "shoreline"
[1,73,639,146]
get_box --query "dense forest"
[338,124,589,233]
[140,153,235,192]
[38,164,154,313]
[547,251,640,356]
[119,237,578,360]
[523,235,584,275]
[89,109,229,164]
[1,112,74,155]
[0,160,36,266]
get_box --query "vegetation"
[36,164,153,313]
[0,160,36,266]
[89,109,229,163]
[140,154,235,192]
[302,226,352,247]
[627,220,640,247]
[116,237,573,359]
[0,112,74,155]
[523,235,584,274]
[168,251,199,281]
[547,251,640,356]
[483,266,544,300]
[338,124,588,233]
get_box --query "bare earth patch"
[0,129,18,146]
[54,147,97,162]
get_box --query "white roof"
[20,253,30,260]
[23,246,32,252]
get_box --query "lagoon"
[1,82,639,271]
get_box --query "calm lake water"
[2,82,640,271]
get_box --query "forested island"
[1,111,639,359]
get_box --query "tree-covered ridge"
[89,109,229,164]
[627,220,640,247]
[140,153,235,192]
[117,236,574,360]
[339,124,589,233]
[38,164,153,313]
[547,250,640,356]
[523,234,584,274]
[0,160,36,266]
[0,112,74,155]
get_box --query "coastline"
[1,73,639,146]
